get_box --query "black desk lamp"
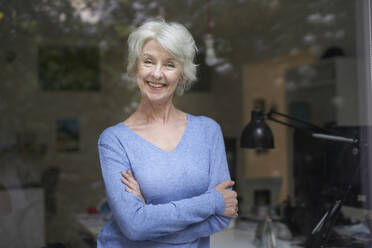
[241,109,358,149]
[240,109,360,248]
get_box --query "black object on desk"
[240,109,365,248]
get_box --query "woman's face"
[136,39,183,104]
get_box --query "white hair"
[127,19,198,95]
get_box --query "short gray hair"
[127,19,198,95]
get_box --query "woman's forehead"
[141,40,179,61]
[142,40,170,54]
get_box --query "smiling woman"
[97,19,238,248]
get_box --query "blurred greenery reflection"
[0,0,359,247]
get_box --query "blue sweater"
[97,113,231,247]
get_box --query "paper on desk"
[333,223,372,241]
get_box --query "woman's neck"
[133,97,182,125]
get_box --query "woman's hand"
[121,170,145,204]
[215,180,238,218]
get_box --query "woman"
[97,19,238,247]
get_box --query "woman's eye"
[144,60,152,64]
[167,63,175,68]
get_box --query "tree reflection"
[0,0,357,246]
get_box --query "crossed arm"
[121,171,238,244]
[98,125,238,243]
[122,171,238,217]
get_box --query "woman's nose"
[152,65,163,79]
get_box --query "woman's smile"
[146,81,168,89]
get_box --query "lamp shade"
[240,110,274,149]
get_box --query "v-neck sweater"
[97,113,231,247]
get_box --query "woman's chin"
[142,91,174,104]
[140,86,176,103]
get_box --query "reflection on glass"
[1,0,371,247]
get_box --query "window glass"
[1,0,371,247]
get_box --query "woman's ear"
[178,74,184,85]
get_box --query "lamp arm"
[266,115,302,130]
[312,133,358,145]
[267,110,359,145]
[268,110,328,133]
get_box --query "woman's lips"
[147,81,167,89]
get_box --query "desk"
[211,227,257,248]
[212,222,304,248]
[76,214,303,247]
[76,213,106,238]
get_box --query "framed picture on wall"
[56,119,79,152]
[38,45,100,91]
